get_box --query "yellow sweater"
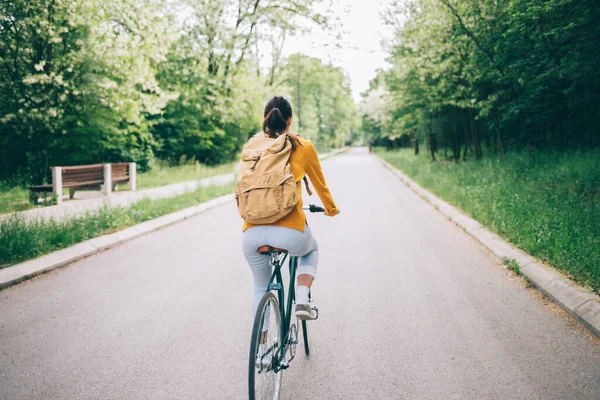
[242,136,339,232]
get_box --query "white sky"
[281,0,393,103]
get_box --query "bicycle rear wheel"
[302,320,309,356]
[249,293,282,400]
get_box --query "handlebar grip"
[307,204,325,213]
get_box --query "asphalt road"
[1,148,599,400]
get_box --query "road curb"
[0,148,348,291]
[0,194,235,291]
[375,155,600,338]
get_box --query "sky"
[281,0,394,103]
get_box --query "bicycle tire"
[301,320,310,356]
[249,293,282,400]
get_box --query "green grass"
[503,257,523,277]
[0,161,237,215]
[136,161,237,189]
[0,184,36,214]
[0,183,234,267]
[377,148,600,294]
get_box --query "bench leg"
[29,191,39,205]
[69,188,76,199]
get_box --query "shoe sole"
[295,311,316,321]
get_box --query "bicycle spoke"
[249,293,282,400]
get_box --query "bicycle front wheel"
[249,293,282,400]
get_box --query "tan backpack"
[235,133,299,224]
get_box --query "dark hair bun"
[263,97,293,137]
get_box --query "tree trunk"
[521,117,533,157]
[559,118,565,150]
[429,132,437,161]
[444,138,448,159]
[462,110,469,161]
[493,114,506,159]
[469,108,482,160]
[413,129,419,155]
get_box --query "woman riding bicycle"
[241,96,340,321]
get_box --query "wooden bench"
[29,162,136,204]
[111,163,132,188]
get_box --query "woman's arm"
[304,144,340,216]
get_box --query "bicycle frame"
[262,252,298,367]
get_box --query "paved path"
[1,148,599,400]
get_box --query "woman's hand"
[324,208,340,217]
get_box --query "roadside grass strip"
[0,183,234,267]
[135,161,237,189]
[0,184,36,214]
[376,148,600,294]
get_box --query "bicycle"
[248,204,324,400]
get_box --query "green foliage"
[378,148,600,294]
[150,0,328,165]
[364,0,600,157]
[0,183,234,266]
[282,54,360,151]
[0,0,332,183]
[0,0,175,181]
[1,0,88,181]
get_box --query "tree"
[370,0,600,161]
[0,0,336,181]
[0,0,174,180]
[278,54,359,151]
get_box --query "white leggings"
[242,225,319,317]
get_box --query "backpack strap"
[303,176,313,196]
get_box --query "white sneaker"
[295,303,318,320]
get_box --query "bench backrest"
[111,163,130,179]
[61,164,104,184]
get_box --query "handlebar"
[302,204,325,213]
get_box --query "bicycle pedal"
[311,306,319,320]
[279,361,289,370]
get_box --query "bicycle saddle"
[257,245,288,255]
